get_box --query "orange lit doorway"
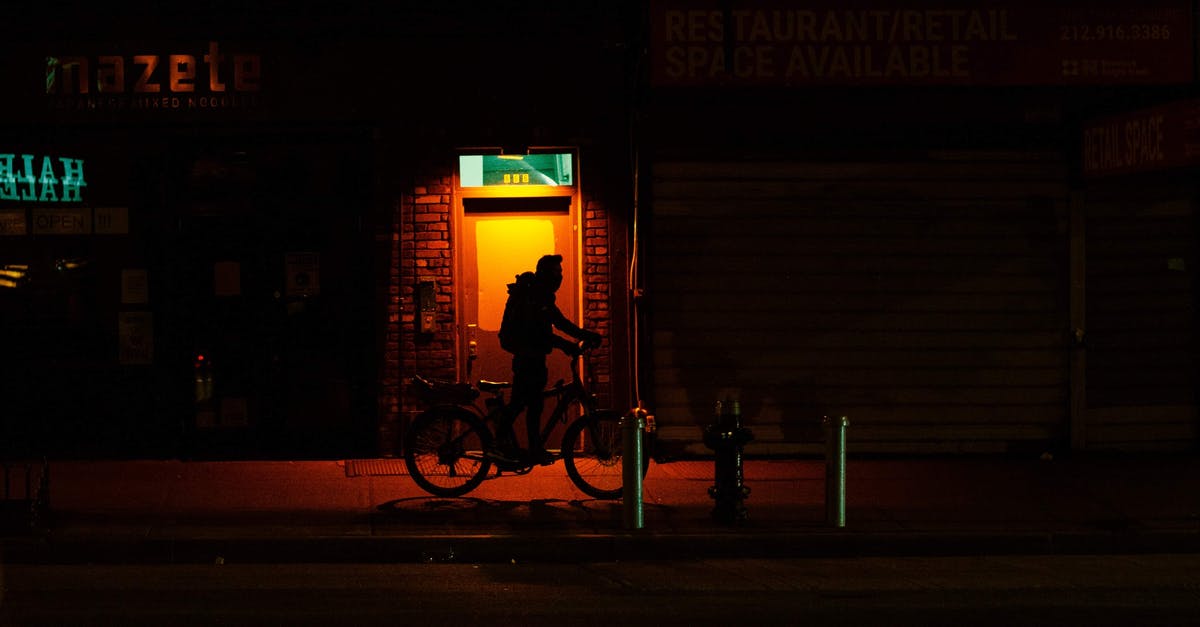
[458,193,579,446]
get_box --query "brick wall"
[377,166,456,456]
[583,198,614,409]
[377,164,614,456]
[376,188,403,456]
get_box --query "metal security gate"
[1082,180,1199,450]
[648,154,1070,456]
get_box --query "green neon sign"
[0,154,87,203]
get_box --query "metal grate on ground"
[343,459,409,477]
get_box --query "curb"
[4,529,1199,564]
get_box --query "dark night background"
[1,1,1197,460]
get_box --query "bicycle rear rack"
[411,374,479,405]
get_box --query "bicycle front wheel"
[404,407,493,497]
[562,410,650,499]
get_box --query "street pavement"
[1,453,1199,564]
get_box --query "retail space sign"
[649,1,1192,86]
[1082,99,1200,178]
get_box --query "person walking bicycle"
[405,342,648,499]
[494,254,601,465]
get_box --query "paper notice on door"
[121,269,149,304]
[285,252,320,296]
[118,311,154,365]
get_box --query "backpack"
[498,272,538,354]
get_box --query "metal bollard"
[824,415,849,528]
[704,397,753,524]
[621,410,645,530]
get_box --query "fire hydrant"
[704,397,753,524]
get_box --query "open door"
[460,195,577,378]
[459,194,579,448]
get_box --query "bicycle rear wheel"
[404,407,493,497]
[562,410,650,499]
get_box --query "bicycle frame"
[405,346,645,499]
[482,352,597,454]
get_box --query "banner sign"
[45,41,261,112]
[1082,99,1200,178]
[649,1,1193,86]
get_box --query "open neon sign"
[0,154,86,202]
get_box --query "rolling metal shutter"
[1083,183,1198,450]
[648,154,1070,455]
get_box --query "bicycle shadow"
[374,496,671,531]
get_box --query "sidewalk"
[2,454,1199,564]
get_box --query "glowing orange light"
[475,219,555,331]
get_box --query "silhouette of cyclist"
[492,254,601,465]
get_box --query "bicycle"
[403,346,652,499]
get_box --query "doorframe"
[451,162,582,383]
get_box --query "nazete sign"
[47,41,259,95]
[45,41,261,112]
[0,154,86,202]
